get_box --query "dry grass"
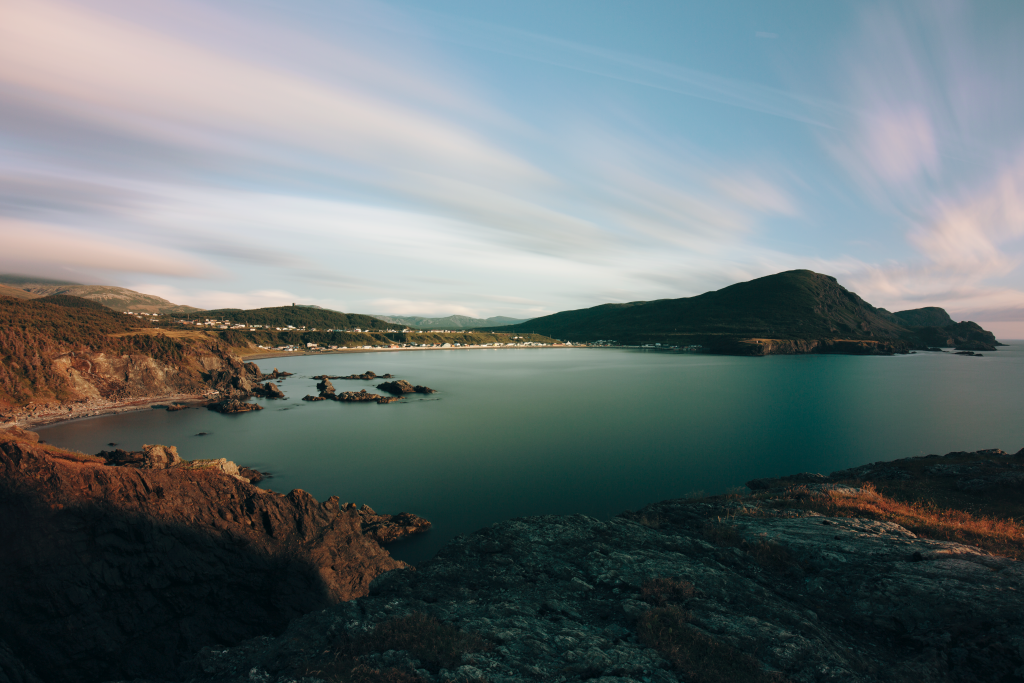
[107,328,215,341]
[637,606,786,683]
[0,429,103,463]
[788,483,1024,560]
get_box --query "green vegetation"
[2,281,201,314]
[198,305,394,330]
[0,295,225,408]
[889,306,954,327]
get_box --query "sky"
[2,0,1024,337]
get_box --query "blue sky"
[2,0,1024,336]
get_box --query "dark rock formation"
[339,371,394,380]
[716,338,910,356]
[207,399,263,414]
[748,447,1024,494]
[316,377,335,395]
[955,340,997,352]
[376,380,436,394]
[0,428,424,683]
[353,504,431,545]
[301,395,327,401]
[251,382,285,399]
[184,493,1024,683]
[337,390,385,402]
[374,396,404,404]
[237,467,268,484]
[97,444,182,469]
[165,404,188,411]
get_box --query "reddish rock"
[0,428,423,683]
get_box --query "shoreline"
[7,393,215,430]
[237,343,580,362]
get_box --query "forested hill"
[487,270,1000,349]
[199,305,395,330]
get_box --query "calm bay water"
[37,344,1024,563]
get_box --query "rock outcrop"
[250,382,285,399]
[98,443,182,469]
[207,398,263,414]
[376,380,437,394]
[183,490,1024,683]
[340,371,394,380]
[717,338,911,356]
[0,429,427,683]
[354,504,432,545]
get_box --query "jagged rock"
[375,396,404,404]
[301,395,326,401]
[350,503,431,544]
[184,494,1024,683]
[98,444,182,469]
[376,380,436,395]
[251,382,285,399]
[342,370,377,380]
[237,467,267,484]
[207,399,263,414]
[316,377,335,394]
[336,390,383,402]
[0,430,424,683]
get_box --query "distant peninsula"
[487,269,1002,354]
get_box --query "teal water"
[37,344,1024,564]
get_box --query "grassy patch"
[787,483,1024,560]
[637,606,786,683]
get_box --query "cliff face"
[714,338,910,356]
[0,429,426,683]
[0,295,261,416]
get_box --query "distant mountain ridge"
[489,270,1000,352]
[0,277,202,315]
[372,314,530,330]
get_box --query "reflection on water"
[37,344,1024,564]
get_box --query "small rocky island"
[301,374,436,404]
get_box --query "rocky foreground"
[176,452,1023,683]
[0,428,428,683]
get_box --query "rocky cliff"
[0,295,274,423]
[171,452,1023,683]
[0,428,428,683]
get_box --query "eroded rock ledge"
[185,485,1023,683]
[0,429,428,683]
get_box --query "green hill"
[492,270,906,342]
[2,280,202,315]
[891,307,955,328]
[199,305,395,330]
[489,270,1000,350]
[372,314,530,330]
